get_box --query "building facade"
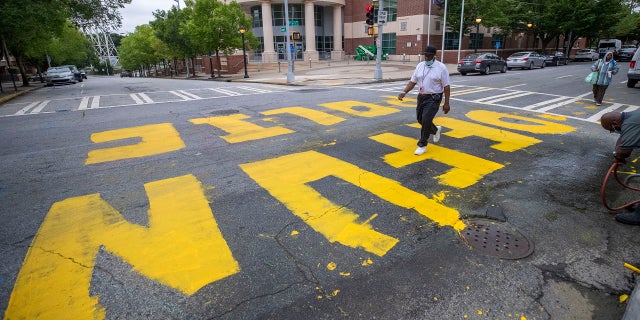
[236,0,583,63]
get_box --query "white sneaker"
[414,146,426,155]
[433,126,442,143]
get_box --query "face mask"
[425,59,435,67]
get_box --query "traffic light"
[365,5,375,26]
[290,31,301,42]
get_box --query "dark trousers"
[592,84,608,104]
[416,94,442,147]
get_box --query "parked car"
[572,49,599,62]
[59,65,83,82]
[618,46,637,62]
[79,70,87,79]
[627,47,640,88]
[540,51,569,66]
[120,70,132,77]
[506,52,546,70]
[457,53,507,75]
[45,66,78,86]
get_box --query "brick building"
[234,0,585,63]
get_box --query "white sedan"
[572,49,599,62]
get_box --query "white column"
[331,4,344,61]
[261,0,277,63]
[303,0,318,61]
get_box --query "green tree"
[47,22,96,67]
[0,0,131,86]
[182,0,256,77]
[118,25,165,75]
[151,6,197,76]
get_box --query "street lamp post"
[239,27,249,78]
[474,17,482,53]
[525,23,532,50]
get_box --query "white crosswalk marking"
[522,96,570,110]
[236,86,272,94]
[170,91,195,100]
[177,90,201,99]
[474,91,529,103]
[138,93,153,103]
[79,97,90,110]
[91,96,100,109]
[587,103,624,122]
[130,93,144,104]
[209,88,242,96]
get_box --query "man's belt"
[418,93,443,99]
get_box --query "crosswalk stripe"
[586,103,624,122]
[209,88,242,96]
[236,86,272,93]
[91,96,100,109]
[78,97,90,110]
[29,100,50,114]
[15,102,40,115]
[170,91,194,100]
[130,93,144,104]
[451,87,494,96]
[535,92,592,112]
[474,91,527,103]
[138,93,154,103]
[521,96,569,110]
[478,92,535,104]
[177,90,201,99]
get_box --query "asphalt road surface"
[2,62,640,319]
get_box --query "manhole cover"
[460,219,533,260]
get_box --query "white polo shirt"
[409,60,451,94]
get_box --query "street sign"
[378,11,387,25]
[289,20,298,26]
[280,27,286,32]
[495,41,501,49]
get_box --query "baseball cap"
[424,46,437,55]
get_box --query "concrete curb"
[0,85,44,105]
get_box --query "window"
[400,21,407,31]
[380,0,397,22]
[435,21,440,31]
[444,32,458,50]
[251,6,262,28]
[491,34,505,49]
[272,4,304,27]
[470,33,483,50]
[314,6,323,27]
[382,33,396,54]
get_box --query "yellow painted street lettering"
[370,133,504,188]
[318,100,400,117]
[261,106,346,126]
[382,95,416,108]
[466,110,575,134]
[426,118,542,152]
[240,151,465,257]
[5,175,239,320]
[86,123,185,164]
[189,113,294,143]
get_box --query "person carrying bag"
[589,51,619,106]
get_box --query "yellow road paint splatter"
[86,123,185,164]
[327,262,337,270]
[331,289,340,297]
[477,310,483,315]
[5,175,239,319]
[339,272,351,277]
[290,230,299,236]
[361,258,373,266]
[621,294,629,303]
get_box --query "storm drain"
[460,219,534,260]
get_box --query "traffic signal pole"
[374,0,384,80]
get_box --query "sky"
[116,0,182,34]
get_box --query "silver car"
[45,66,77,86]
[506,52,546,70]
[572,49,599,62]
